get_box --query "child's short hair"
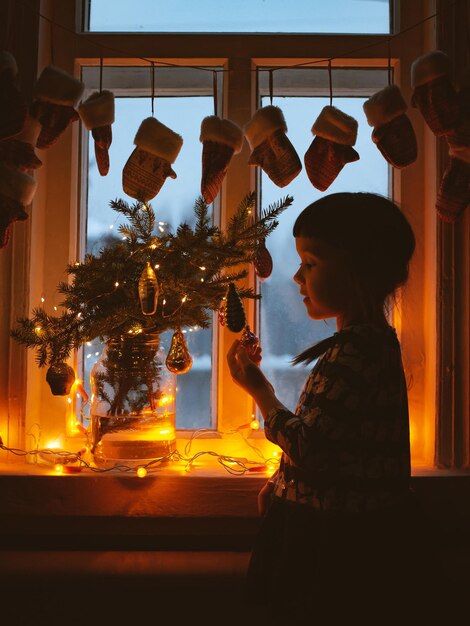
[292,193,415,363]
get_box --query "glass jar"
[89,333,176,468]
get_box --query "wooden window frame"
[1,0,467,469]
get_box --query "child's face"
[294,236,350,322]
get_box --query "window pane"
[88,0,390,34]
[259,92,389,418]
[84,96,214,429]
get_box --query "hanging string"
[99,55,103,93]
[212,70,218,116]
[328,60,333,106]
[150,61,155,117]
[269,69,274,106]
[20,0,460,77]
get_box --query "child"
[227,192,443,624]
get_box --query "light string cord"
[0,427,281,476]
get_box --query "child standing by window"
[228,192,442,623]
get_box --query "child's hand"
[227,339,273,396]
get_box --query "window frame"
[2,0,464,469]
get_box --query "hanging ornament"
[244,105,302,188]
[166,329,193,374]
[78,90,115,176]
[240,324,259,360]
[138,261,159,315]
[122,117,183,201]
[218,297,227,326]
[46,363,75,396]
[225,282,246,333]
[253,238,273,280]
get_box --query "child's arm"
[226,339,287,416]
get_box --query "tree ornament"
[165,329,193,374]
[253,238,273,280]
[46,363,75,396]
[240,324,259,360]
[218,297,227,326]
[138,262,159,315]
[225,282,246,333]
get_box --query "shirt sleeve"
[263,333,374,474]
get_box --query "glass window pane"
[259,91,389,419]
[88,0,390,34]
[84,95,214,430]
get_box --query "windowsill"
[1,461,470,554]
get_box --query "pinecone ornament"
[225,282,246,333]
[165,329,193,374]
[253,238,273,280]
[46,363,75,396]
[138,262,159,315]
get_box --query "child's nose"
[293,268,303,284]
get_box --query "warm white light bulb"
[137,467,147,478]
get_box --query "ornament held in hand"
[240,324,259,360]
[225,282,246,333]
[138,262,159,315]
[166,329,193,374]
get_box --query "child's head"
[292,192,415,326]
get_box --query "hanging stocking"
[0,51,27,141]
[304,105,359,191]
[436,134,470,222]
[0,162,36,248]
[200,115,243,204]
[122,117,183,201]
[0,114,43,171]
[411,50,460,136]
[78,90,115,176]
[244,105,301,188]
[363,85,417,168]
[30,65,84,149]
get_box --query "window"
[87,0,391,34]
[1,0,447,468]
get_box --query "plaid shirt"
[265,324,411,512]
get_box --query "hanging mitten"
[304,105,359,191]
[78,90,115,176]
[0,51,27,141]
[30,65,84,149]
[0,162,36,248]
[244,105,301,187]
[122,117,183,201]
[363,85,417,168]
[411,50,460,136]
[200,115,243,204]
[436,135,470,222]
[0,114,43,171]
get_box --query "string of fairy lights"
[0,422,281,476]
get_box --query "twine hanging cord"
[20,0,464,79]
